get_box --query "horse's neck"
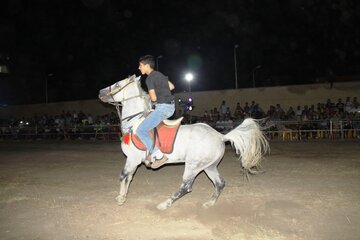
[128,116,146,134]
[121,98,150,133]
[119,82,151,133]
[122,97,149,118]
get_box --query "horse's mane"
[134,78,152,114]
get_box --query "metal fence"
[0,124,122,141]
[1,120,359,141]
[264,119,360,141]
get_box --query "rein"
[122,111,144,122]
[108,79,135,96]
[108,79,147,105]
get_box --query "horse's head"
[99,75,152,130]
[98,75,144,104]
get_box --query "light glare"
[185,73,194,82]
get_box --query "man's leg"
[149,104,175,168]
[136,110,164,154]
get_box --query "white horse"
[99,75,269,210]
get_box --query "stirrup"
[151,155,168,169]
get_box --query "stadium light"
[184,72,194,92]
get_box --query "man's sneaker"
[151,155,168,169]
[151,149,163,160]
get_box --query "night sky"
[0,0,359,105]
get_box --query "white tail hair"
[223,118,269,170]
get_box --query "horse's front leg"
[116,159,139,205]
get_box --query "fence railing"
[264,119,360,141]
[266,128,359,141]
[0,124,122,141]
[1,120,359,141]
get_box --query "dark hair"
[139,55,155,69]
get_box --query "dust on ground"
[0,140,359,240]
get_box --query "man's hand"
[148,89,157,102]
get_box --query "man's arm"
[148,89,157,102]
[168,81,175,91]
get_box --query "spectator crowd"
[0,111,121,140]
[189,96,360,137]
[1,96,359,140]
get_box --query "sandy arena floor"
[0,140,359,240]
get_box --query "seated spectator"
[233,102,244,120]
[215,116,234,133]
[330,112,341,138]
[275,104,285,119]
[301,112,309,122]
[225,107,232,120]
[286,106,296,120]
[249,101,256,116]
[243,102,250,114]
[219,100,228,120]
[209,109,214,122]
[336,98,345,113]
[213,107,220,122]
[87,114,94,125]
[345,97,352,113]
[316,103,325,115]
[202,111,210,123]
[307,105,317,120]
[72,111,78,124]
[352,97,359,108]
[325,99,335,115]
[253,104,265,118]
[296,106,302,121]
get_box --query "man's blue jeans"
[136,103,175,154]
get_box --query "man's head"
[138,55,155,75]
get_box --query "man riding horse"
[99,73,269,210]
[137,55,176,169]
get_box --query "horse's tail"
[223,118,269,171]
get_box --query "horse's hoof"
[157,200,171,211]
[115,195,126,205]
[202,199,216,209]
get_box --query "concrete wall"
[176,81,360,115]
[1,81,359,119]
[0,99,115,119]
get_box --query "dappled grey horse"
[99,75,269,210]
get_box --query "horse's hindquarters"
[170,124,225,164]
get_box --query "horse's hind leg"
[203,165,225,208]
[157,166,198,210]
[156,178,195,210]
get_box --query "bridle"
[108,79,140,103]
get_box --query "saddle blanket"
[122,122,181,154]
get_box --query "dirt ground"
[0,140,359,240]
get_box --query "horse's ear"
[128,75,135,81]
